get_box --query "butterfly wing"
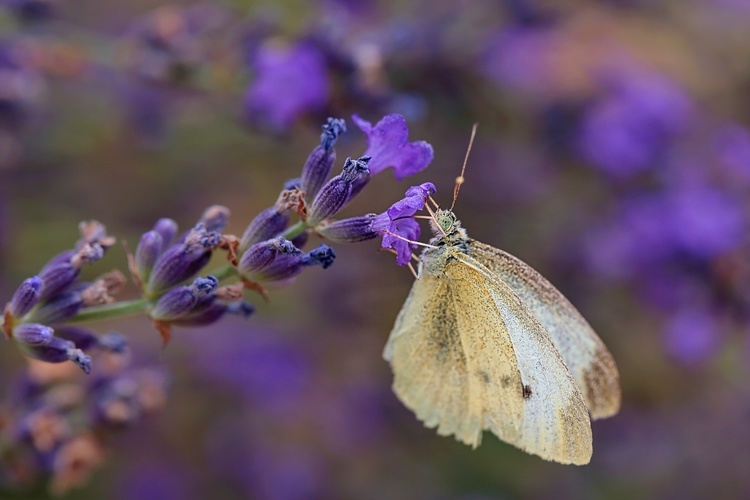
[385,249,593,464]
[384,266,523,448]
[469,241,621,419]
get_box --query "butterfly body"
[384,209,620,465]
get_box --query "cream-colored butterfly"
[383,126,620,465]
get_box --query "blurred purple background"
[2,0,750,498]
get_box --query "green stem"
[282,221,310,241]
[68,299,149,324]
[212,264,236,281]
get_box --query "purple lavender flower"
[245,41,330,131]
[578,68,693,178]
[27,291,84,325]
[481,27,559,96]
[316,213,381,243]
[663,305,723,366]
[150,276,218,321]
[300,117,347,200]
[352,114,434,180]
[7,276,43,318]
[240,188,306,251]
[715,123,750,182]
[238,238,302,276]
[15,331,91,374]
[134,231,164,284]
[146,224,219,295]
[666,184,744,258]
[54,327,128,354]
[307,156,371,226]
[250,244,336,284]
[378,182,436,265]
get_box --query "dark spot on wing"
[523,384,532,399]
[477,371,490,384]
[501,376,511,388]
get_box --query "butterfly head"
[431,209,464,240]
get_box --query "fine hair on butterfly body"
[383,126,620,465]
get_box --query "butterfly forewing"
[468,241,621,419]
[451,254,592,465]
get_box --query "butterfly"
[383,127,620,465]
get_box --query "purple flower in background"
[245,41,330,131]
[715,123,750,182]
[663,305,723,366]
[352,114,434,180]
[578,69,693,178]
[666,185,744,258]
[190,323,311,415]
[481,27,558,96]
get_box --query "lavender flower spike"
[352,114,434,180]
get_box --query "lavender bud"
[259,244,336,282]
[135,231,164,283]
[300,117,346,199]
[349,168,371,200]
[39,262,79,300]
[238,237,302,275]
[19,336,73,363]
[153,218,178,247]
[8,276,43,317]
[151,276,218,321]
[14,323,54,346]
[55,326,99,351]
[307,156,371,226]
[27,292,83,324]
[240,204,290,250]
[317,214,380,243]
[227,302,256,318]
[173,297,255,327]
[147,225,218,295]
[41,250,76,272]
[306,245,336,270]
[199,205,231,232]
[68,349,92,374]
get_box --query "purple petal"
[376,183,436,266]
[352,114,433,180]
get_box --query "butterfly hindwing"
[385,269,521,447]
[469,241,621,419]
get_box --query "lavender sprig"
[1,114,435,374]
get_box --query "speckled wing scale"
[384,209,619,465]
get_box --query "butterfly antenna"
[450,123,478,211]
